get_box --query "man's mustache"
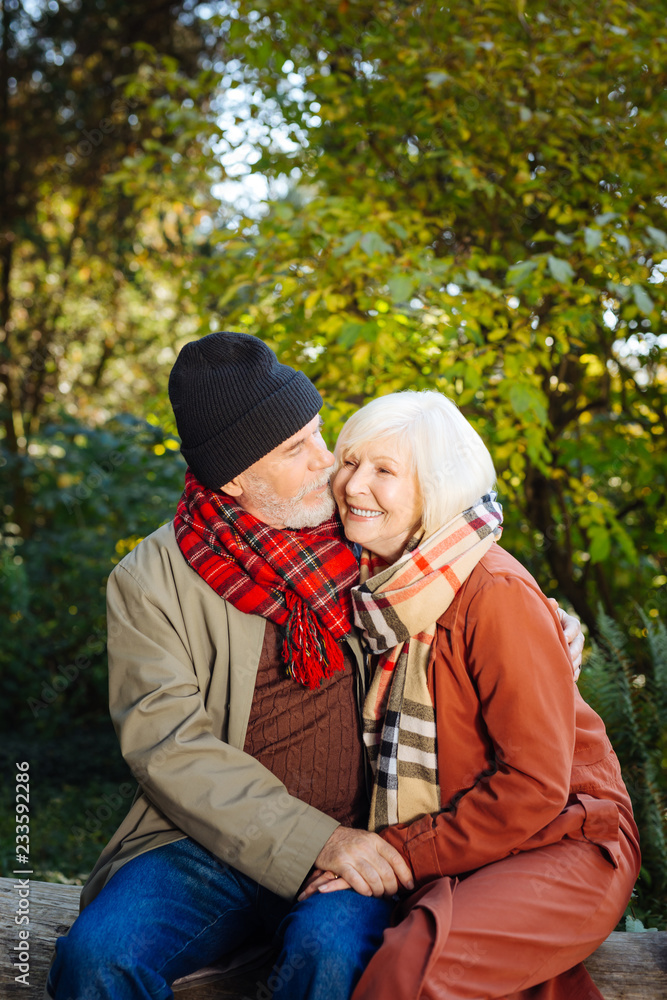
[294,471,333,501]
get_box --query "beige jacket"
[80,522,368,909]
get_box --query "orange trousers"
[352,824,640,1000]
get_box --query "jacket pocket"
[571,792,621,869]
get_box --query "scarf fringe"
[282,590,346,689]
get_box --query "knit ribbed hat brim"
[168,332,323,490]
[181,369,322,488]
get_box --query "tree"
[157,0,666,631]
[0,0,225,733]
[0,414,186,734]
[0,0,219,535]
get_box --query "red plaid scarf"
[174,470,359,689]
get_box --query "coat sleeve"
[379,572,576,884]
[106,562,339,899]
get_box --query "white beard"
[241,470,336,529]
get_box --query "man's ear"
[221,476,244,497]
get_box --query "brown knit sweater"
[243,620,368,827]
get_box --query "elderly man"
[47,332,582,1000]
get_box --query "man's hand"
[309,826,414,899]
[550,600,584,680]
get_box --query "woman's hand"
[550,600,584,680]
[297,869,352,901]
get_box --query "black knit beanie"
[168,331,323,490]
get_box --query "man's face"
[230,415,336,529]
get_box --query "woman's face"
[332,436,422,563]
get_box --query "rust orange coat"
[353,543,640,1000]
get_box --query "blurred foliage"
[110,0,666,635]
[234,1,666,635]
[0,0,210,729]
[2,0,665,634]
[0,415,185,733]
[0,0,219,535]
[580,609,667,928]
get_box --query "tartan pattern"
[354,494,503,830]
[174,469,359,689]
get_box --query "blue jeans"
[47,837,394,1000]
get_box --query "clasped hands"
[298,826,413,902]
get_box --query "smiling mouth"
[349,506,383,518]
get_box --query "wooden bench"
[2,877,666,998]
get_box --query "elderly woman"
[303,389,639,1000]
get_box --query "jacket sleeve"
[106,562,339,899]
[379,572,576,883]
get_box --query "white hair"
[334,390,496,534]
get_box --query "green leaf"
[465,269,500,293]
[359,232,393,256]
[332,231,361,257]
[589,525,611,564]
[337,322,366,347]
[506,259,538,286]
[387,220,408,240]
[615,233,631,254]
[229,19,247,42]
[633,284,654,316]
[594,212,619,226]
[612,522,638,565]
[254,38,273,69]
[554,230,574,245]
[607,281,631,301]
[426,71,449,87]
[547,255,575,284]
[646,225,667,249]
[584,227,602,252]
[508,382,548,424]
[387,275,415,302]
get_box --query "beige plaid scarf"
[352,494,503,831]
